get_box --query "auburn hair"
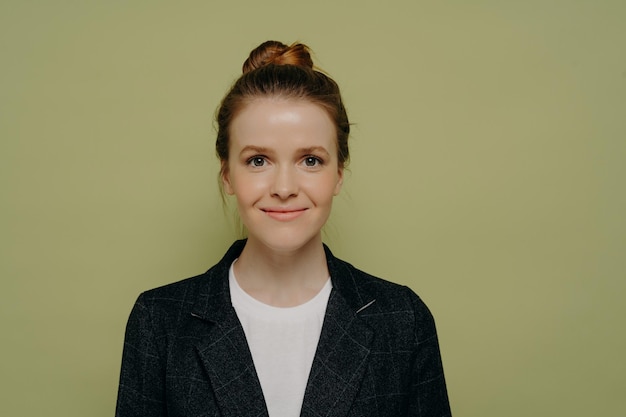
[215,40,350,177]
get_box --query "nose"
[270,166,298,199]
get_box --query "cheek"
[231,173,268,202]
[305,174,341,202]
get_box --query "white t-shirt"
[229,261,331,417]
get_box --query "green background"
[1,1,624,415]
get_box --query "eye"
[303,156,322,167]
[247,156,266,167]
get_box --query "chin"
[249,230,322,254]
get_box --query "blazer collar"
[190,240,377,319]
[190,239,244,322]
[190,240,376,417]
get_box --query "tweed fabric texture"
[115,240,451,417]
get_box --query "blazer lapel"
[190,241,269,417]
[300,247,375,417]
[193,310,268,417]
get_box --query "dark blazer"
[116,240,451,417]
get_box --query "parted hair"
[216,40,350,176]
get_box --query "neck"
[233,236,329,307]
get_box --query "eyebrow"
[298,146,331,157]
[238,145,331,157]
[239,146,270,155]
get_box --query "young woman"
[116,41,451,417]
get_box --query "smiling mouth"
[262,208,308,221]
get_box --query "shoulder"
[330,256,439,351]
[329,254,435,326]
[125,273,206,335]
[135,273,206,309]
[136,239,244,308]
[331,255,405,297]
[129,259,227,325]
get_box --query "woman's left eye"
[303,156,321,167]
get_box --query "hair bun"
[242,41,314,74]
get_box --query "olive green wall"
[1,0,624,415]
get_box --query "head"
[214,41,350,249]
[216,40,350,183]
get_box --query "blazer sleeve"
[405,288,452,416]
[115,293,168,417]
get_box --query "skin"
[222,98,343,307]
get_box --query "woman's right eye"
[248,156,266,167]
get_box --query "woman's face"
[222,98,343,253]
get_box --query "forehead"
[230,98,337,151]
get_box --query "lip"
[261,208,308,221]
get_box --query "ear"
[221,162,235,195]
[333,167,344,196]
